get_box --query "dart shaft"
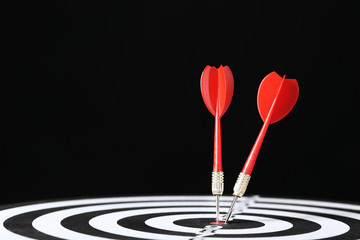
[213,108,222,171]
[241,121,269,175]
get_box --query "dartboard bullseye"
[1,195,359,240]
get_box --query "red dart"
[243,71,299,174]
[225,71,299,223]
[200,65,234,223]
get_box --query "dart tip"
[210,221,228,225]
[215,195,220,222]
[224,196,238,223]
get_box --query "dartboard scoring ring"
[1,195,360,240]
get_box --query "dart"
[224,71,299,223]
[200,65,234,223]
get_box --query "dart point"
[210,221,228,225]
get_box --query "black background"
[1,1,359,205]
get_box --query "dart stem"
[212,100,224,184]
[241,119,271,175]
[213,112,222,172]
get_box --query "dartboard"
[1,195,359,239]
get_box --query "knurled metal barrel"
[233,172,251,197]
[211,171,224,195]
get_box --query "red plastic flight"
[242,71,299,175]
[200,65,234,172]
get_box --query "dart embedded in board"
[224,71,299,223]
[200,65,234,223]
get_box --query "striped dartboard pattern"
[1,195,360,240]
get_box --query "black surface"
[1,1,359,205]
